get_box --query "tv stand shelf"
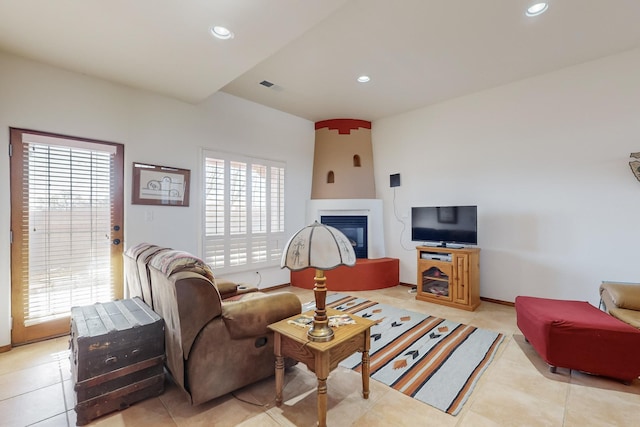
[416,246,480,311]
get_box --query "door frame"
[9,128,124,345]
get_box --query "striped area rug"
[309,293,504,416]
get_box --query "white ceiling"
[1,0,640,122]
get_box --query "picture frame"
[437,206,457,224]
[132,162,190,206]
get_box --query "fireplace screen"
[320,215,368,258]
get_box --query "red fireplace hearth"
[290,257,399,291]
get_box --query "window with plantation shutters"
[204,151,285,272]
[9,129,124,344]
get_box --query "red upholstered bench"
[515,296,640,382]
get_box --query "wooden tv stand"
[415,246,480,311]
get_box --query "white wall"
[374,48,640,307]
[4,47,640,347]
[0,52,314,347]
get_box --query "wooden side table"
[268,308,374,427]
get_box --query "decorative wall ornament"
[132,162,190,206]
[630,152,640,182]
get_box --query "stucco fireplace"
[290,199,399,291]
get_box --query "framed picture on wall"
[132,162,190,206]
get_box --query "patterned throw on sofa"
[148,249,215,282]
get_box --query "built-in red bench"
[515,296,640,382]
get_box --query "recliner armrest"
[151,269,223,358]
[215,278,239,298]
[221,292,301,339]
[215,278,258,300]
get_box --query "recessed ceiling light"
[210,25,234,40]
[525,2,549,17]
[357,75,371,83]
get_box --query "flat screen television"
[411,205,477,246]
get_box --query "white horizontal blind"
[251,164,267,263]
[229,161,247,267]
[203,151,286,272]
[269,166,285,262]
[19,136,116,326]
[204,158,225,268]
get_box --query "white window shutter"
[203,152,285,273]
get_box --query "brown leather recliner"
[124,243,257,306]
[125,245,301,405]
[123,243,169,306]
[600,281,640,329]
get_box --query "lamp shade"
[281,221,356,271]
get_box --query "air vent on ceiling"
[259,80,284,92]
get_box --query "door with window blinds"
[9,129,124,345]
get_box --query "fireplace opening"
[321,215,368,259]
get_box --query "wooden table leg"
[361,349,370,399]
[315,352,329,427]
[274,333,284,407]
[362,328,371,399]
[317,376,328,427]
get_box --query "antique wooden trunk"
[70,297,165,426]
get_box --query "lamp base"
[307,268,334,342]
[307,323,334,342]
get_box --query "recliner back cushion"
[149,250,215,281]
[603,283,640,311]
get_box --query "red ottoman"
[515,296,640,382]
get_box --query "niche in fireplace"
[321,215,368,258]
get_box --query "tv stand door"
[452,254,469,305]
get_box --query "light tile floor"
[1,285,639,426]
